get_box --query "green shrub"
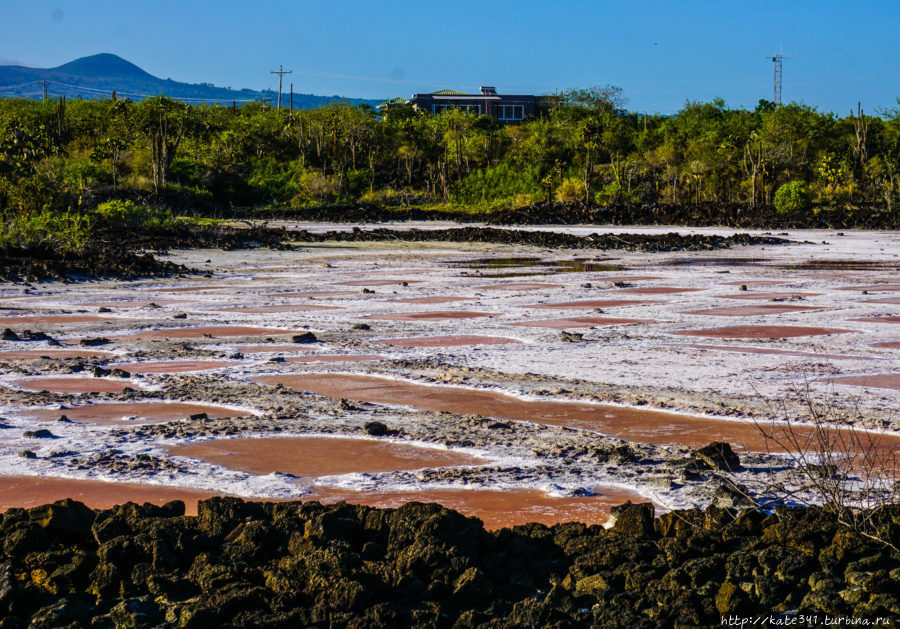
[0,208,92,252]
[774,181,810,213]
[556,177,584,203]
[95,200,174,230]
[454,163,541,205]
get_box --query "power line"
[270,65,292,109]
[0,79,259,103]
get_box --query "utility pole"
[767,53,790,105]
[42,80,47,102]
[290,83,293,112]
[270,65,292,110]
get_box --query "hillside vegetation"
[0,89,898,228]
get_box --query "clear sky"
[1,0,897,114]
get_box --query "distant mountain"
[0,53,383,109]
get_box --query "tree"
[135,97,192,193]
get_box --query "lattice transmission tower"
[768,53,790,104]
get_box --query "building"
[378,87,537,123]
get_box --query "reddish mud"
[235,345,312,354]
[0,477,216,515]
[363,311,494,321]
[873,342,900,350]
[146,285,234,293]
[252,373,885,453]
[683,305,821,316]
[21,401,247,426]
[526,300,658,309]
[79,300,189,308]
[216,305,342,313]
[285,355,386,363]
[12,377,142,394]
[109,360,237,374]
[474,283,563,291]
[0,314,113,325]
[266,290,359,298]
[718,292,822,300]
[827,374,900,390]
[721,280,786,286]
[168,436,488,477]
[0,350,113,360]
[853,316,900,324]
[672,326,853,339]
[611,287,703,295]
[306,486,647,529]
[509,317,644,329]
[378,336,521,347]
[862,297,900,305]
[680,344,875,361]
[332,279,422,286]
[120,326,298,341]
[838,284,900,292]
[388,297,472,304]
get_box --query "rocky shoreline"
[248,201,900,231]
[1,498,898,628]
[0,223,786,283]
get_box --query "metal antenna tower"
[270,65,293,110]
[768,53,790,104]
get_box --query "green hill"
[0,53,383,108]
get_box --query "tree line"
[1,88,898,217]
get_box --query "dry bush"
[751,380,899,546]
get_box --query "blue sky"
[1,0,897,114]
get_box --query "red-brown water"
[363,311,494,321]
[839,284,900,292]
[683,305,821,316]
[828,374,900,390]
[306,486,645,529]
[526,300,658,310]
[721,280,786,286]
[510,317,644,329]
[0,350,113,360]
[120,326,298,340]
[285,355,386,363]
[672,325,853,339]
[253,373,894,454]
[333,279,422,286]
[21,401,247,425]
[853,317,900,324]
[80,300,189,308]
[873,342,900,350]
[216,305,342,313]
[267,290,359,298]
[863,297,900,305]
[110,360,237,374]
[235,345,312,353]
[612,287,702,295]
[378,336,521,347]
[147,285,235,293]
[0,477,642,529]
[0,477,216,515]
[13,377,142,394]
[475,282,563,290]
[719,292,822,300]
[0,314,113,325]
[680,344,875,361]
[389,297,471,304]
[168,436,488,477]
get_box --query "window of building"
[496,104,524,120]
[432,103,481,114]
